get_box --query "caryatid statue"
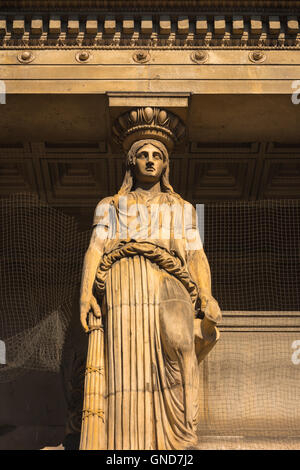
[79,107,222,450]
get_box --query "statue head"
[118,139,175,195]
[113,107,186,196]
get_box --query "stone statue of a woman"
[79,107,221,450]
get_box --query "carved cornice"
[1,1,300,12]
[1,13,300,49]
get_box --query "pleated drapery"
[80,255,200,450]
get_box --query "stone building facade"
[0,0,299,449]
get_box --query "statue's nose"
[146,155,155,165]
[147,154,155,164]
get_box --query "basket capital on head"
[112,106,186,154]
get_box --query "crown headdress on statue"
[112,107,186,152]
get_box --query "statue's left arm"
[185,203,222,332]
[187,247,222,325]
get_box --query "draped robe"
[80,190,220,450]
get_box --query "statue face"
[133,143,166,184]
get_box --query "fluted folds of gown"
[80,255,201,450]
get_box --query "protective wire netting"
[198,199,300,443]
[204,199,300,310]
[0,193,299,443]
[0,193,90,382]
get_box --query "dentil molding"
[1,13,300,49]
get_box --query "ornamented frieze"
[1,14,300,49]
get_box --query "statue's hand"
[80,295,101,333]
[200,293,222,324]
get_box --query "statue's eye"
[153,153,162,160]
[137,152,146,159]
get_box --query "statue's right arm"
[80,196,113,331]
[80,227,106,333]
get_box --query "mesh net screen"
[204,200,300,311]
[200,200,300,445]
[0,193,90,382]
[0,193,299,445]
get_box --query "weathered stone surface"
[104,16,116,34]
[68,17,80,34]
[86,17,98,34]
[49,16,61,34]
[1,0,299,451]
[195,16,208,34]
[232,16,244,35]
[79,109,221,449]
[141,16,153,34]
[12,17,25,34]
[31,17,43,35]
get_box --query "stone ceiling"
[0,93,300,229]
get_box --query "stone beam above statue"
[1,2,300,96]
[1,48,299,95]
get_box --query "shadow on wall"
[0,288,88,450]
[0,372,67,450]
